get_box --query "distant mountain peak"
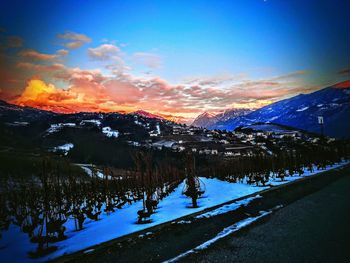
[198,111,217,118]
[333,80,350,89]
[191,111,218,128]
[192,108,253,128]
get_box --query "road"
[55,165,350,263]
[182,173,350,263]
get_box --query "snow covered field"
[0,161,348,263]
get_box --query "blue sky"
[2,0,349,81]
[0,0,349,119]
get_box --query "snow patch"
[52,143,74,156]
[102,126,119,138]
[77,164,114,180]
[5,121,29,126]
[296,106,309,112]
[46,123,76,134]
[80,119,101,126]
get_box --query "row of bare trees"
[200,141,350,185]
[0,152,184,257]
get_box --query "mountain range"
[192,81,350,138]
[192,108,254,128]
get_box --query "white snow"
[0,161,348,263]
[102,126,119,138]
[80,119,101,126]
[174,220,192,225]
[296,106,309,112]
[268,116,278,122]
[138,232,153,238]
[128,141,141,147]
[76,164,114,180]
[5,121,29,126]
[46,123,76,134]
[134,120,143,126]
[52,143,74,156]
[83,249,95,254]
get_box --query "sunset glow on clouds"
[9,59,314,122]
[1,33,312,121]
[1,0,350,122]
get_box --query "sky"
[0,0,349,122]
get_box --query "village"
[131,117,329,158]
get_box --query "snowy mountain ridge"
[211,80,350,138]
[192,108,254,128]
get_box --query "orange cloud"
[19,49,58,61]
[16,62,65,72]
[18,48,68,61]
[6,56,316,123]
[13,79,135,113]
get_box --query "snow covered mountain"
[212,81,350,138]
[192,108,253,128]
[191,112,219,128]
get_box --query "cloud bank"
[0,31,320,122]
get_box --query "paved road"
[182,174,350,263]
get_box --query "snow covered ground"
[102,126,119,138]
[296,106,309,112]
[46,123,76,134]
[75,164,115,180]
[0,161,348,263]
[52,143,74,156]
